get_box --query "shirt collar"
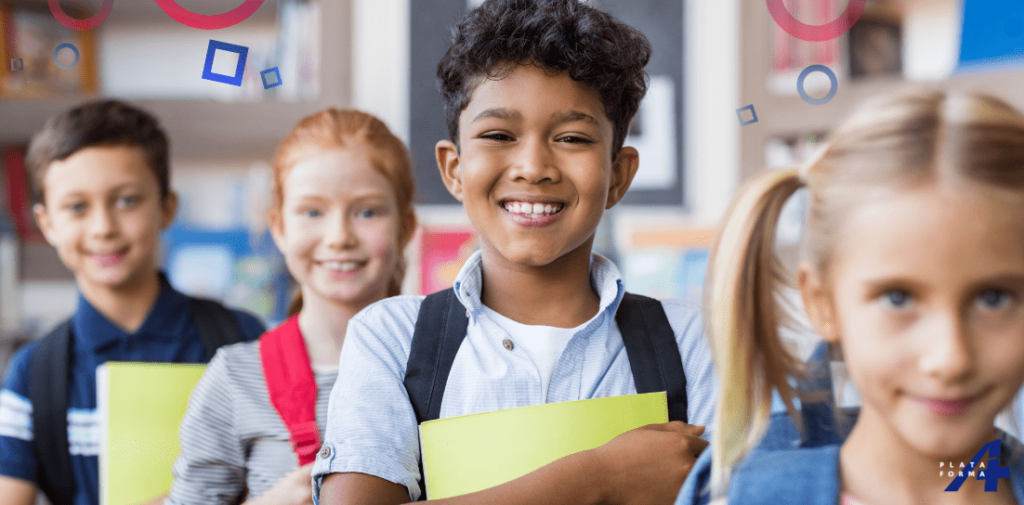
[73,272,192,352]
[451,250,626,317]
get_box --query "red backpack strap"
[260,316,321,465]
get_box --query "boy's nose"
[88,206,119,237]
[509,139,560,184]
[918,312,976,382]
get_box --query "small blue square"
[736,104,758,126]
[202,39,249,87]
[260,67,282,89]
[10,58,23,71]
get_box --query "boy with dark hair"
[0,100,265,505]
[314,1,717,504]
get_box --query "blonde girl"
[167,109,417,505]
[678,89,1024,505]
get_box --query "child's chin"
[83,269,142,291]
[902,422,994,460]
[510,248,582,269]
[82,262,145,284]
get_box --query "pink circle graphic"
[765,0,867,42]
[154,0,265,30]
[48,0,114,31]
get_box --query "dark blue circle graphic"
[796,65,838,105]
[53,43,80,70]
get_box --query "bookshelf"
[0,0,352,163]
[737,0,1024,181]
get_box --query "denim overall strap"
[728,445,842,505]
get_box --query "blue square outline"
[260,67,282,89]
[736,104,758,126]
[202,39,249,87]
[10,58,23,71]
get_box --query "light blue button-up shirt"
[311,251,718,501]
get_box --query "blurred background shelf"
[0,0,349,161]
[739,0,1024,179]
[1,99,350,162]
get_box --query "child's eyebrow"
[966,274,1024,290]
[550,110,599,126]
[290,191,391,203]
[55,191,87,202]
[472,108,521,123]
[110,183,143,193]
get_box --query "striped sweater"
[167,340,336,504]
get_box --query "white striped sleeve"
[0,390,32,441]
[167,348,248,505]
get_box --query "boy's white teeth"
[503,201,563,216]
[323,261,361,272]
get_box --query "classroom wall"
[352,0,410,144]
[684,0,740,224]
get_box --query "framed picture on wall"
[0,3,98,98]
[848,15,902,79]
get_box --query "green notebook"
[419,391,669,499]
[97,362,206,505]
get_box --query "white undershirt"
[480,305,584,402]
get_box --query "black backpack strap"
[404,288,471,425]
[29,319,76,505]
[403,288,470,500]
[615,293,688,423]
[190,297,247,358]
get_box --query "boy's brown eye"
[481,132,513,141]
[557,135,594,144]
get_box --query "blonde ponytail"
[707,167,805,496]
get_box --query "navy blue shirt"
[0,275,264,505]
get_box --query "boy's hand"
[246,463,315,505]
[591,422,709,505]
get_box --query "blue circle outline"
[796,65,838,105]
[53,43,80,70]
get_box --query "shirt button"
[466,309,471,318]
[502,339,514,351]
[319,445,332,459]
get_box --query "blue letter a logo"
[946,440,1011,492]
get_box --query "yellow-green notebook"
[97,362,206,505]
[419,391,668,499]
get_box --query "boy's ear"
[797,261,840,343]
[159,191,179,230]
[33,203,58,247]
[436,140,465,203]
[606,146,639,209]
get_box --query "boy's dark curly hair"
[438,0,652,157]
[27,99,170,205]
